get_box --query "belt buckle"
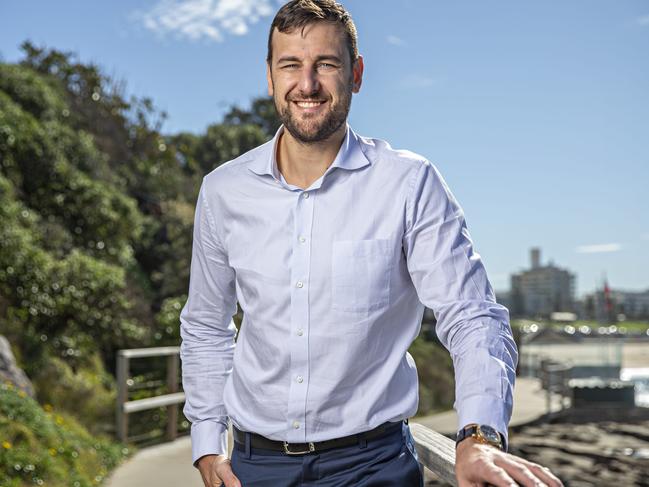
[283,441,315,455]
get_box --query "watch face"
[478,425,500,444]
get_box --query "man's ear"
[352,55,364,94]
[266,62,274,97]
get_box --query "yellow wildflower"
[2,441,11,449]
[49,448,57,456]
[43,404,53,412]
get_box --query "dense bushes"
[409,335,456,415]
[0,382,127,487]
[0,175,142,378]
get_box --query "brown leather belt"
[233,420,405,455]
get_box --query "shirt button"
[297,329,304,336]
[302,192,309,199]
[293,421,300,429]
[296,281,304,288]
[296,375,303,383]
[299,236,306,243]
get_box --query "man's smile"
[297,101,322,106]
[291,99,327,110]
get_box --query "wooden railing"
[116,347,185,443]
[410,422,458,485]
[116,347,457,483]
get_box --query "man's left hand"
[455,437,564,487]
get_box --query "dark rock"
[509,417,649,487]
[423,412,649,486]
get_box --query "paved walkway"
[106,429,238,487]
[106,377,549,487]
[416,376,552,435]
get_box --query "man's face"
[267,21,363,143]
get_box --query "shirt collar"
[247,123,371,179]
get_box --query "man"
[180,1,563,486]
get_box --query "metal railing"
[116,347,185,443]
[116,347,457,483]
[539,360,572,415]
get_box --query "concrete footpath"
[106,430,235,487]
[106,377,548,487]
[416,376,551,435]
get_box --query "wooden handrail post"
[115,347,187,444]
[410,422,457,485]
[116,351,129,443]
[166,353,180,441]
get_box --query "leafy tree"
[223,97,281,138]
[167,131,202,176]
[0,175,144,375]
[194,123,268,174]
[0,91,143,268]
[0,63,67,121]
[18,42,185,207]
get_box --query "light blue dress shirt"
[180,124,518,465]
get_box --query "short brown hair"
[266,0,359,64]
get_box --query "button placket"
[286,189,315,442]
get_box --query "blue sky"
[2,0,648,297]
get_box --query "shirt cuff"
[191,420,229,467]
[456,394,511,452]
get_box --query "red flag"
[604,280,612,312]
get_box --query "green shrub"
[0,382,129,487]
[31,354,116,437]
[0,175,145,374]
[153,295,186,345]
[409,336,455,415]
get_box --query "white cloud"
[133,0,276,42]
[637,14,649,26]
[387,35,406,46]
[575,243,622,254]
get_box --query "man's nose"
[298,67,320,95]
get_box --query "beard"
[274,82,353,144]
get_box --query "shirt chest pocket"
[331,239,393,313]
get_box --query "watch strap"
[456,424,507,452]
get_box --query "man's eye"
[318,63,336,69]
[281,64,299,69]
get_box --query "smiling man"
[180,1,563,486]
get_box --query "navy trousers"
[230,421,424,486]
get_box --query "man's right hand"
[197,454,242,487]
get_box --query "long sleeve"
[180,178,238,466]
[402,161,518,447]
